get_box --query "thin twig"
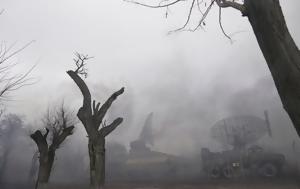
[218,6,232,42]
[73,52,93,78]
[124,0,185,8]
[190,0,214,32]
[0,63,37,99]
[0,41,35,64]
[168,0,196,34]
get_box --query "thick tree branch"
[92,100,101,116]
[50,125,74,149]
[43,128,49,139]
[30,130,48,154]
[68,70,98,137]
[99,117,123,137]
[67,70,92,115]
[94,87,125,128]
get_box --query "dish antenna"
[211,111,272,150]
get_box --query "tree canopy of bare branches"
[0,41,36,100]
[125,0,245,37]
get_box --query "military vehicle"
[125,140,177,181]
[202,145,285,178]
[201,111,285,178]
[106,113,178,181]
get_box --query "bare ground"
[1,178,300,189]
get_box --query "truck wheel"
[260,163,278,177]
[223,166,234,179]
[210,166,221,179]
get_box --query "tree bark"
[31,125,74,189]
[88,139,96,186]
[88,139,105,189]
[244,0,300,136]
[89,138,105,188]
[37,149,55,184]
[67,70,124,189]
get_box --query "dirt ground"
[2,178,300,189]
[105,179,300,189]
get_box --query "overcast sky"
[1,0,300,155]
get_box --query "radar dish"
[211,115,268,148]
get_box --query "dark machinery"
[202,112,285,178]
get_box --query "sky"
[0,0,300,157]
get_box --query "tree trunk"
[89,137,105,189]
[67,70,124,188]
[244,0,300,136]
[88,140,96,186]
[37,150,55,188]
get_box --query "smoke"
[1,53,300,184]
[0,0,299,186]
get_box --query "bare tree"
[125,0,300,137]
[0,11,36,114]
[30,104,75,188]
[0,41,36,100]
[67,53,124,189]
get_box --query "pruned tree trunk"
[37,149,55,184]
[244,0,300,136]
[67,67,124,189]
[31,130,50,188]
[31,123,74,189]
[89,138,106,188]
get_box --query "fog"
[0,0,300,187]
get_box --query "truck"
[201,145,285,178]
[202,113,285,179]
